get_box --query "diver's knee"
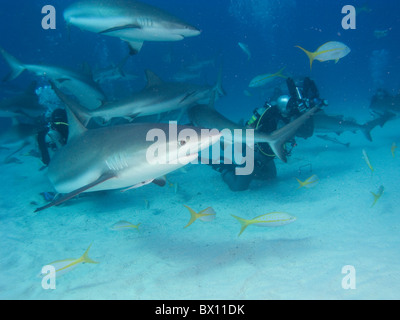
[222,170,252,192]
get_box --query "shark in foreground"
[35,83,221,212]
[188,98,320,163]
[0,47,105,110]
[64,0,201,55]
[68,69,224,127]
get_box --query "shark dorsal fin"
[145,70,163,88]
[65,104,87,142]
[49,81,87,142]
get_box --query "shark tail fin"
[0,47,26,81]
[184,205,200,228]
[295,46,316,70]
[360,124,373,142]
[231,215,250,237]
[81,244,99,264]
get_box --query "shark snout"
[174,24,201,38]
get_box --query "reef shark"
[313,111,394,142]
[0,47,105,110]
[64,0,201,55]
[0,81,45,119]
[35,83,221,212]
[68,69,225,127]
[188,98,320,163]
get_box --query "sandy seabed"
[0,118,399,300]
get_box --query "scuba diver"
[213,77,327,192]
[370,88,400,115]
[37,108,69,166]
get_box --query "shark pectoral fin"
[99,24,141,35]
[127,40,144,55]
[35,172,117,212]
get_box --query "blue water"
[0,0,399,300]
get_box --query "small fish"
[111,221,141,231]
[317,135,350,148]
[374,29,391,39]
[371,186,384,208]
[238,42,251,60]
[295,41,351,69]
[184,205,216,228]
[231,212,297,237]
[166,176,179,194]
[243,90,253,97]
[356,4,372,15]
[296,175,319,189]
[40,244,98,278]
[362,149,374,173]
[391,143,397,158]
[249,67,287,88]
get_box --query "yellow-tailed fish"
[232,212,296,237]
[41,244,98,277]
[249,67,287,88]
[296,174,319,189]
[295,41,351,69]
[391,143,397,158]
[166,176,179,194]
[184,205,216,228]
[371,185,384,208]
[362,149,374,173]
[111,221,141,231]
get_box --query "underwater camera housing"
[286,78,328,115]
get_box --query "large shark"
[188,99,320,163]
[35,83,221,212]
[64,0,201,55]
[0,47,105,110]
[68,69,224,127]
[0,81,45,119]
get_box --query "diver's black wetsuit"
[214,77,321,192]
[37,108,68,166]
